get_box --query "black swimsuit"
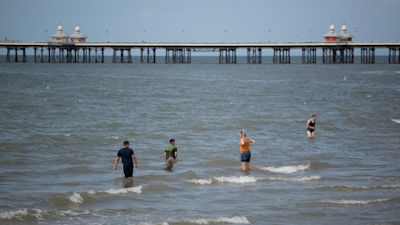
[307,121,315,132]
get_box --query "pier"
[1,41,400,64]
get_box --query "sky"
[0,0,399,43]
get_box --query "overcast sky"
[0,0,399,42]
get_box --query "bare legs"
[307,130,315,138]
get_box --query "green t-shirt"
[164,144,177,160]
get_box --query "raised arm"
[249,138,256,145]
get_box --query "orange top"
[239,140,251,153]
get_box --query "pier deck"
[1,41,399,64]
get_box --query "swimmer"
[164,139,178,170]
[306,113,317,138]
[239,130,255,171]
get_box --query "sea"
[0,57,400,225]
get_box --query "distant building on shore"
[51,24,87,43]
[324,23,353,43]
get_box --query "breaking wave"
[66,186,142,204]
[214,176,258,184]
[261,175,321,182]
[104,186,142,195]
[137,216,250,225]
[318,184,400,191]
[391,119,400,124]
[319,198,390,205]
[0,208,45,220]
[68,192,83,204]
[187,179,213,185]
[187,175,320,185]
[259,163,310,174]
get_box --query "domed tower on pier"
[324,24,340,43]
[339,24,352,42]
[70,25,87,43]
[51,24,69,43]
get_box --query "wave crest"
[320,198,390,205]
[0,208,44,220]
[214,176,257,184]
[259,163,310,174]
[104,186,142,195]
[68,192,83,204]
[186,179,212,185]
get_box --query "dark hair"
[123,141,129,145]
[169,139,175,144]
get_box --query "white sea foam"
[87,190,96,195]
[58,209,90,217]
[186,179,213,185]
[391,119,400,124]
[0,208,44,220]
[320,198,390,205]
[104,186,142,195]
[0,209,28,219]
[259,163,310,174]
[68,192,83,204]
[166,216,250,224]
[137,222,169,225]
[214,176,257,184]
[263,175,321,182]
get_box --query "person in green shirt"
[164,138,178,170]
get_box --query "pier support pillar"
[273,48,290,64]
[6,48,11,62]
[360,47,375,64]
[22,48,27,63]
[88,48,91,63]
[14,48,18,62]
[301,47,317,64]
[128,49,132,63]
[33,47,37,63]
[246,47,261,64]
[140,48,156,63]
[101,48,105,63]
[165,48,192,64]
[388,48,400,64]
[219,48,237,64]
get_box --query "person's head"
[240,130,247,138]
[311,113,317,119]
[169,138,175,144]
[123,140,130,147]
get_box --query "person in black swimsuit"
[306,113,317,138]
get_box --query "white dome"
[57,25,63,32]
[341,24,347,32]
[329,24,335,32]
[74,26,80,33]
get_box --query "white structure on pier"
[51,24,87,43]
[324,23,352,43]
[51,25,69,43]
[70,25,87,43]
[339,24,352,42]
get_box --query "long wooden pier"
[1,41,400,64]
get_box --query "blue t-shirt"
[117,147,134,165]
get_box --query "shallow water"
[0,61,400,225]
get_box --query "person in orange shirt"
[239,130,256,171]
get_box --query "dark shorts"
[123,164,133,178]
[307,128,315,133]
[240,152,251,162]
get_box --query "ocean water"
[0,59,400,225]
